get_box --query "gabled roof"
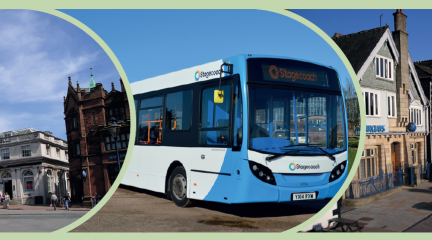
[332,26,399,79]
[408,54,428,105]
[415,62,432,78]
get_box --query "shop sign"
[109,153,126,160]
[366,125,385,132]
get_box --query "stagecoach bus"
[122,54,348,207]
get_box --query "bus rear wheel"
[169,167,192,207]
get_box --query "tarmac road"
[0,205,88,232]
[71,185,330,232]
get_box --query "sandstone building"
[333,9,430,181]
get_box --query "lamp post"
[108,117,121,173]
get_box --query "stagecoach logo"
[290,163,320,171]
[269,65,317,82]
[289,163,296,171]
[195,69,221,81]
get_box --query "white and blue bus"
[122,54,348,207]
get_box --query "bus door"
[190,78,237,201]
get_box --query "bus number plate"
[293,192,316,201]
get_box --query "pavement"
[72,184,328,232]
[0,204,90,232]
[341,181,432,232]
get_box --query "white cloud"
[0,10,104,103]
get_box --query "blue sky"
[291,9,432,62]
[59,9,353,85]
[0,10,119,139]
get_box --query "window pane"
[199,130,229,145]
[367,158,371,177]
[361,159,366,179]
[385,59,388,78]
[392,96,395,117]
[166,90,192,131]
[389,61,392,78]
[140,96,163,109]
[380,58,383,77]
[233,82,243,148]
[388,96,391,116]
[375,94,378,115]
[376,58,379,75]
[370,92,374,115]
[365,92,369,115]
[138,107,163,145]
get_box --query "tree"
[343,77,361,134]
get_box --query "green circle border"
[2,7,366,236]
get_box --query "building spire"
[89,68,96,91]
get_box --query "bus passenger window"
[199,85,231,145]
[165,90,192,131]
[138,96,163,145]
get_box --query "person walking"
[51,191,58,211]
[64,193,70,210]
[5,193,10,209]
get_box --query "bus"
[122,54,348,207]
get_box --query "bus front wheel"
[169,167,193,207]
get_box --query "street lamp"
[108,117,121,172]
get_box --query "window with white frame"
[387,94,397,117]
[376,55,393,80]
[410,108,422,125]
[364,91,379,116]
[359,147,378,179]
[22,145,31,157]
[1,149,9,160]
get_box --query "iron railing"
[345,170,403,199]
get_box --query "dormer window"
[375,55,393,80]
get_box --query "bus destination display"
[262,64,329,87]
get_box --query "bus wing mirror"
[214,90,224,103]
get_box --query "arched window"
[2,172,11,179]
[23,170,34,192]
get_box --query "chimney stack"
[392,9,410,128]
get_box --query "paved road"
[341,181,432,232]
[72,185,329,232]
[0,205,89,232]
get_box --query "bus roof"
[130,54,337,96]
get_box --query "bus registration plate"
[292,192,316,201]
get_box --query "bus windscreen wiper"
[314,146,336,161]
[266,144,336,161]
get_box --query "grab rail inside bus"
[140,120,163,144]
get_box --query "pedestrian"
[5,193,10,209]
[64,192,70,210]
[2,193,5,209]
[92,193,99,207]
[51,191,58,211]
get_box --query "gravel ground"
[71,185,328,232]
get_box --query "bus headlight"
[248,161,276,185]
[329,160,347,183]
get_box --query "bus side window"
[165,90,192,131]
[233,82,242,150]
[199,85,231,146]
[137,96,163,145]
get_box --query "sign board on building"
[366,125,386,133]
